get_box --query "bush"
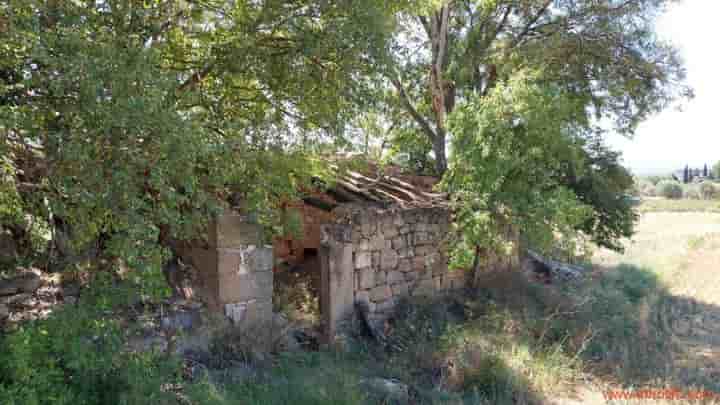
[699,182,717,200]
[655,180,683,199]
[633,178,655,197]
[0,279,183,405]
[684,184,701,200]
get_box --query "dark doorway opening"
[273,248,324,330]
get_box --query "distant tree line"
[681,164,714,184]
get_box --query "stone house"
[183,167,496,343]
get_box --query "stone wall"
[320,205,469,336]
[188,212,273,346]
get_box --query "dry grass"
[638,198,720,213]
[586,211,720,404]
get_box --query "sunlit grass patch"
[638,198,720,213]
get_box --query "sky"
[606,1,720,176]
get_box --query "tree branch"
[511,0,553,48]
[389,76,438,144]
[177,64,213,92]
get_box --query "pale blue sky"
[607,0,720,175]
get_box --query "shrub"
[699,182,717,200]
[633,178,655,197]
[684,184,701,200]
[0,278,183,405]
[655,180,683,199]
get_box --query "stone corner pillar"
[195,211,274,347]
[319,224,354,343]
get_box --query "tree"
[0,1,396,274]
[377,0,689,257]
[704,163,709,177]
[683,165,690,184]
[381,0,689,176]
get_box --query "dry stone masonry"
[188,212,273,346]
[322,205,469,337]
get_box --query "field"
[585,210,720,403]
[638,197,720,213]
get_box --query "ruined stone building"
[183,167,482,343]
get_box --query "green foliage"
[443,69,594,261]
[645,176,670,186]
[187,352,368,405]
[375,0,688,255]
[656,180,683,199]
[0,156,22,227]
[0,1,398,274]
[699,181,717,200]
[560,140,638,251]
[684,184,701,200]
[713,161,720,180]
[386,127,437,176]
[0,283,182,405]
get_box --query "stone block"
[397,259,412,273]
[224,301,249,323]
[355,252,372,269]
[433,276,443,291]
[391,236,407,250]
[372,252,381,268]
[412,278,435,297]
[357,268,375,290]
[380,249,399,270]
[418,245,437,256]
[369,285,392,302]
[375,298,396,313]
[431,254,448,275]
[446,272,468,290]
[360,220,376,237]
[371,237,386,250]
[374,270,387,286]
[225,299,272,326]
[211,214,263,248]
[218,246,273,277]
[404,271,419,282]
[391,282,410,297]
[355,290,370,306]
[218,270,273,303]
[387,270,405,285]
[397,247,414,259]
[358,238,371,252]
[412,256,426,271]
[382,225,399,238]
[402,211,419,224]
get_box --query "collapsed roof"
[303,166,449,211]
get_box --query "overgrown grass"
[5,214,720,405]
[185,352,369,405]
[0,264,685,405]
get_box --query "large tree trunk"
[426,5,452,175]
